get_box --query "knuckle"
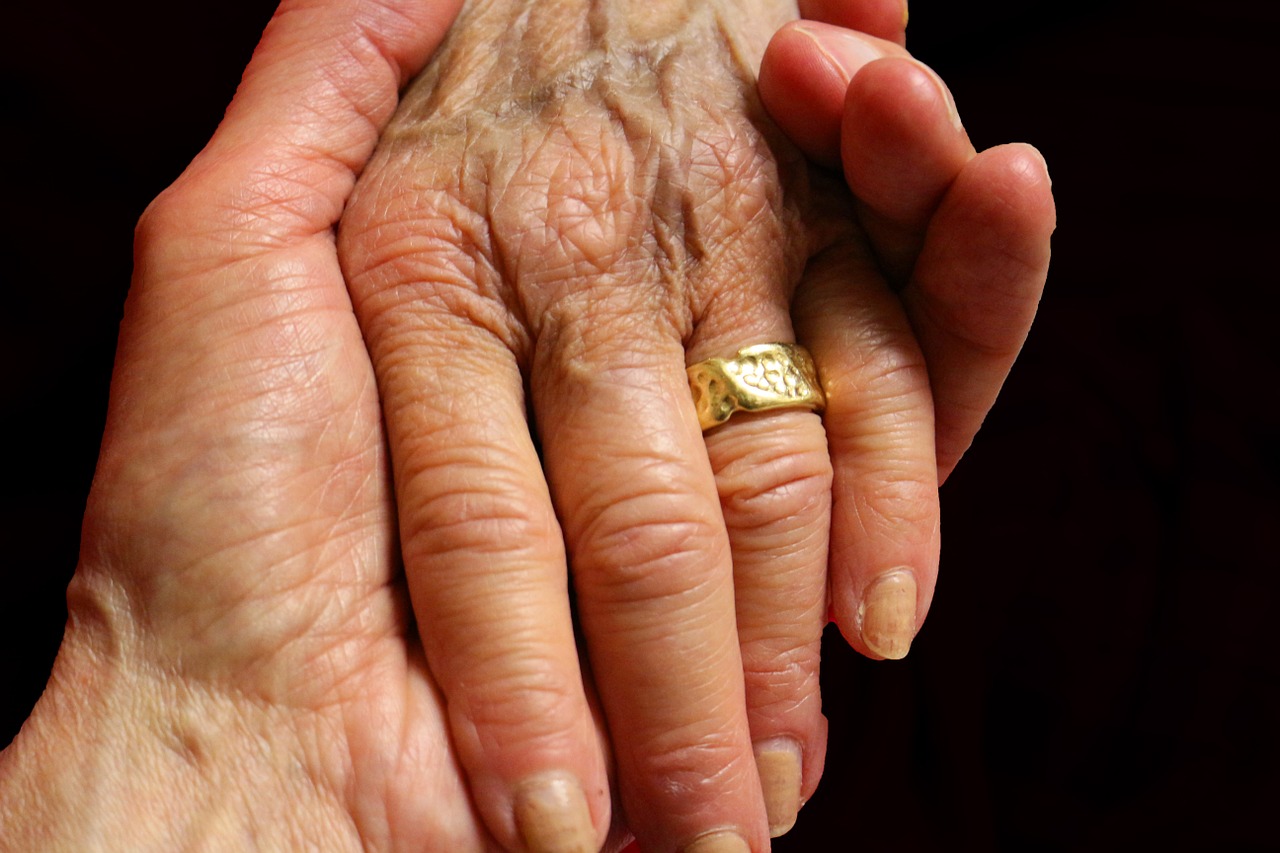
[134,185,183,250]
[572,488,726,604]
[341,179,475,289]
[340,181,525,350]
[133,175,227,265]
[714,433,832,531]
[454,653,585,741]
[630,728,755,800]
[823,338,933,453]
[686,116,786,246]
[342,173,478,268]
[847,334,931,402]
[851,466,938,531]
[135,162,329,275]
[400,474,559,567]
[741,640,821,710]
[518,128,639,277]
[537,316,686,403]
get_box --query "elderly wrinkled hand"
[338,0,1052,851]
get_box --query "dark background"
[3,0,1276,849]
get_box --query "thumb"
[90,0,463,570]
[141,0,463,269]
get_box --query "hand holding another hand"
[338,0,1052,849]
[0,1,1052,851]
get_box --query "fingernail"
[794,22,884,85]
[682,830,752,853]
[754,738,802,837]
[902,0,910,29]
[859,569,918,659]
[514,774,596,853]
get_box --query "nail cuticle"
[680,828,752,853]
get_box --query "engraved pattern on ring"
[687,343,824,431]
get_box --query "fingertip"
[897,144,1055,483]
[753,717,827,838]
[761,23,902,168]
[987,143,1058,230]
[799,0,909,45]
[681,831,752,853]
[760,24,850,167]
[844,55,967,147]
[793,22,893,83]
[857,569,918,659]
[829,555,935,662]
[754,737,803,837]
[946,143,1058,283]
[1006,142,1052,186]
[906,58,964,135]
[841,56,974,227]
[809,709,829,792]
[514,772,604,853]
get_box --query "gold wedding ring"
[687,342,825,432]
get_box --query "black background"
[3,0,1277,849]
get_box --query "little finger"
[792,247,941,660]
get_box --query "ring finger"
[685,325,832,839]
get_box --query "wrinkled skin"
[341,2,849,850]
[0,0,1052,850]
[0,0,499,849]
[339,1,946,851]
